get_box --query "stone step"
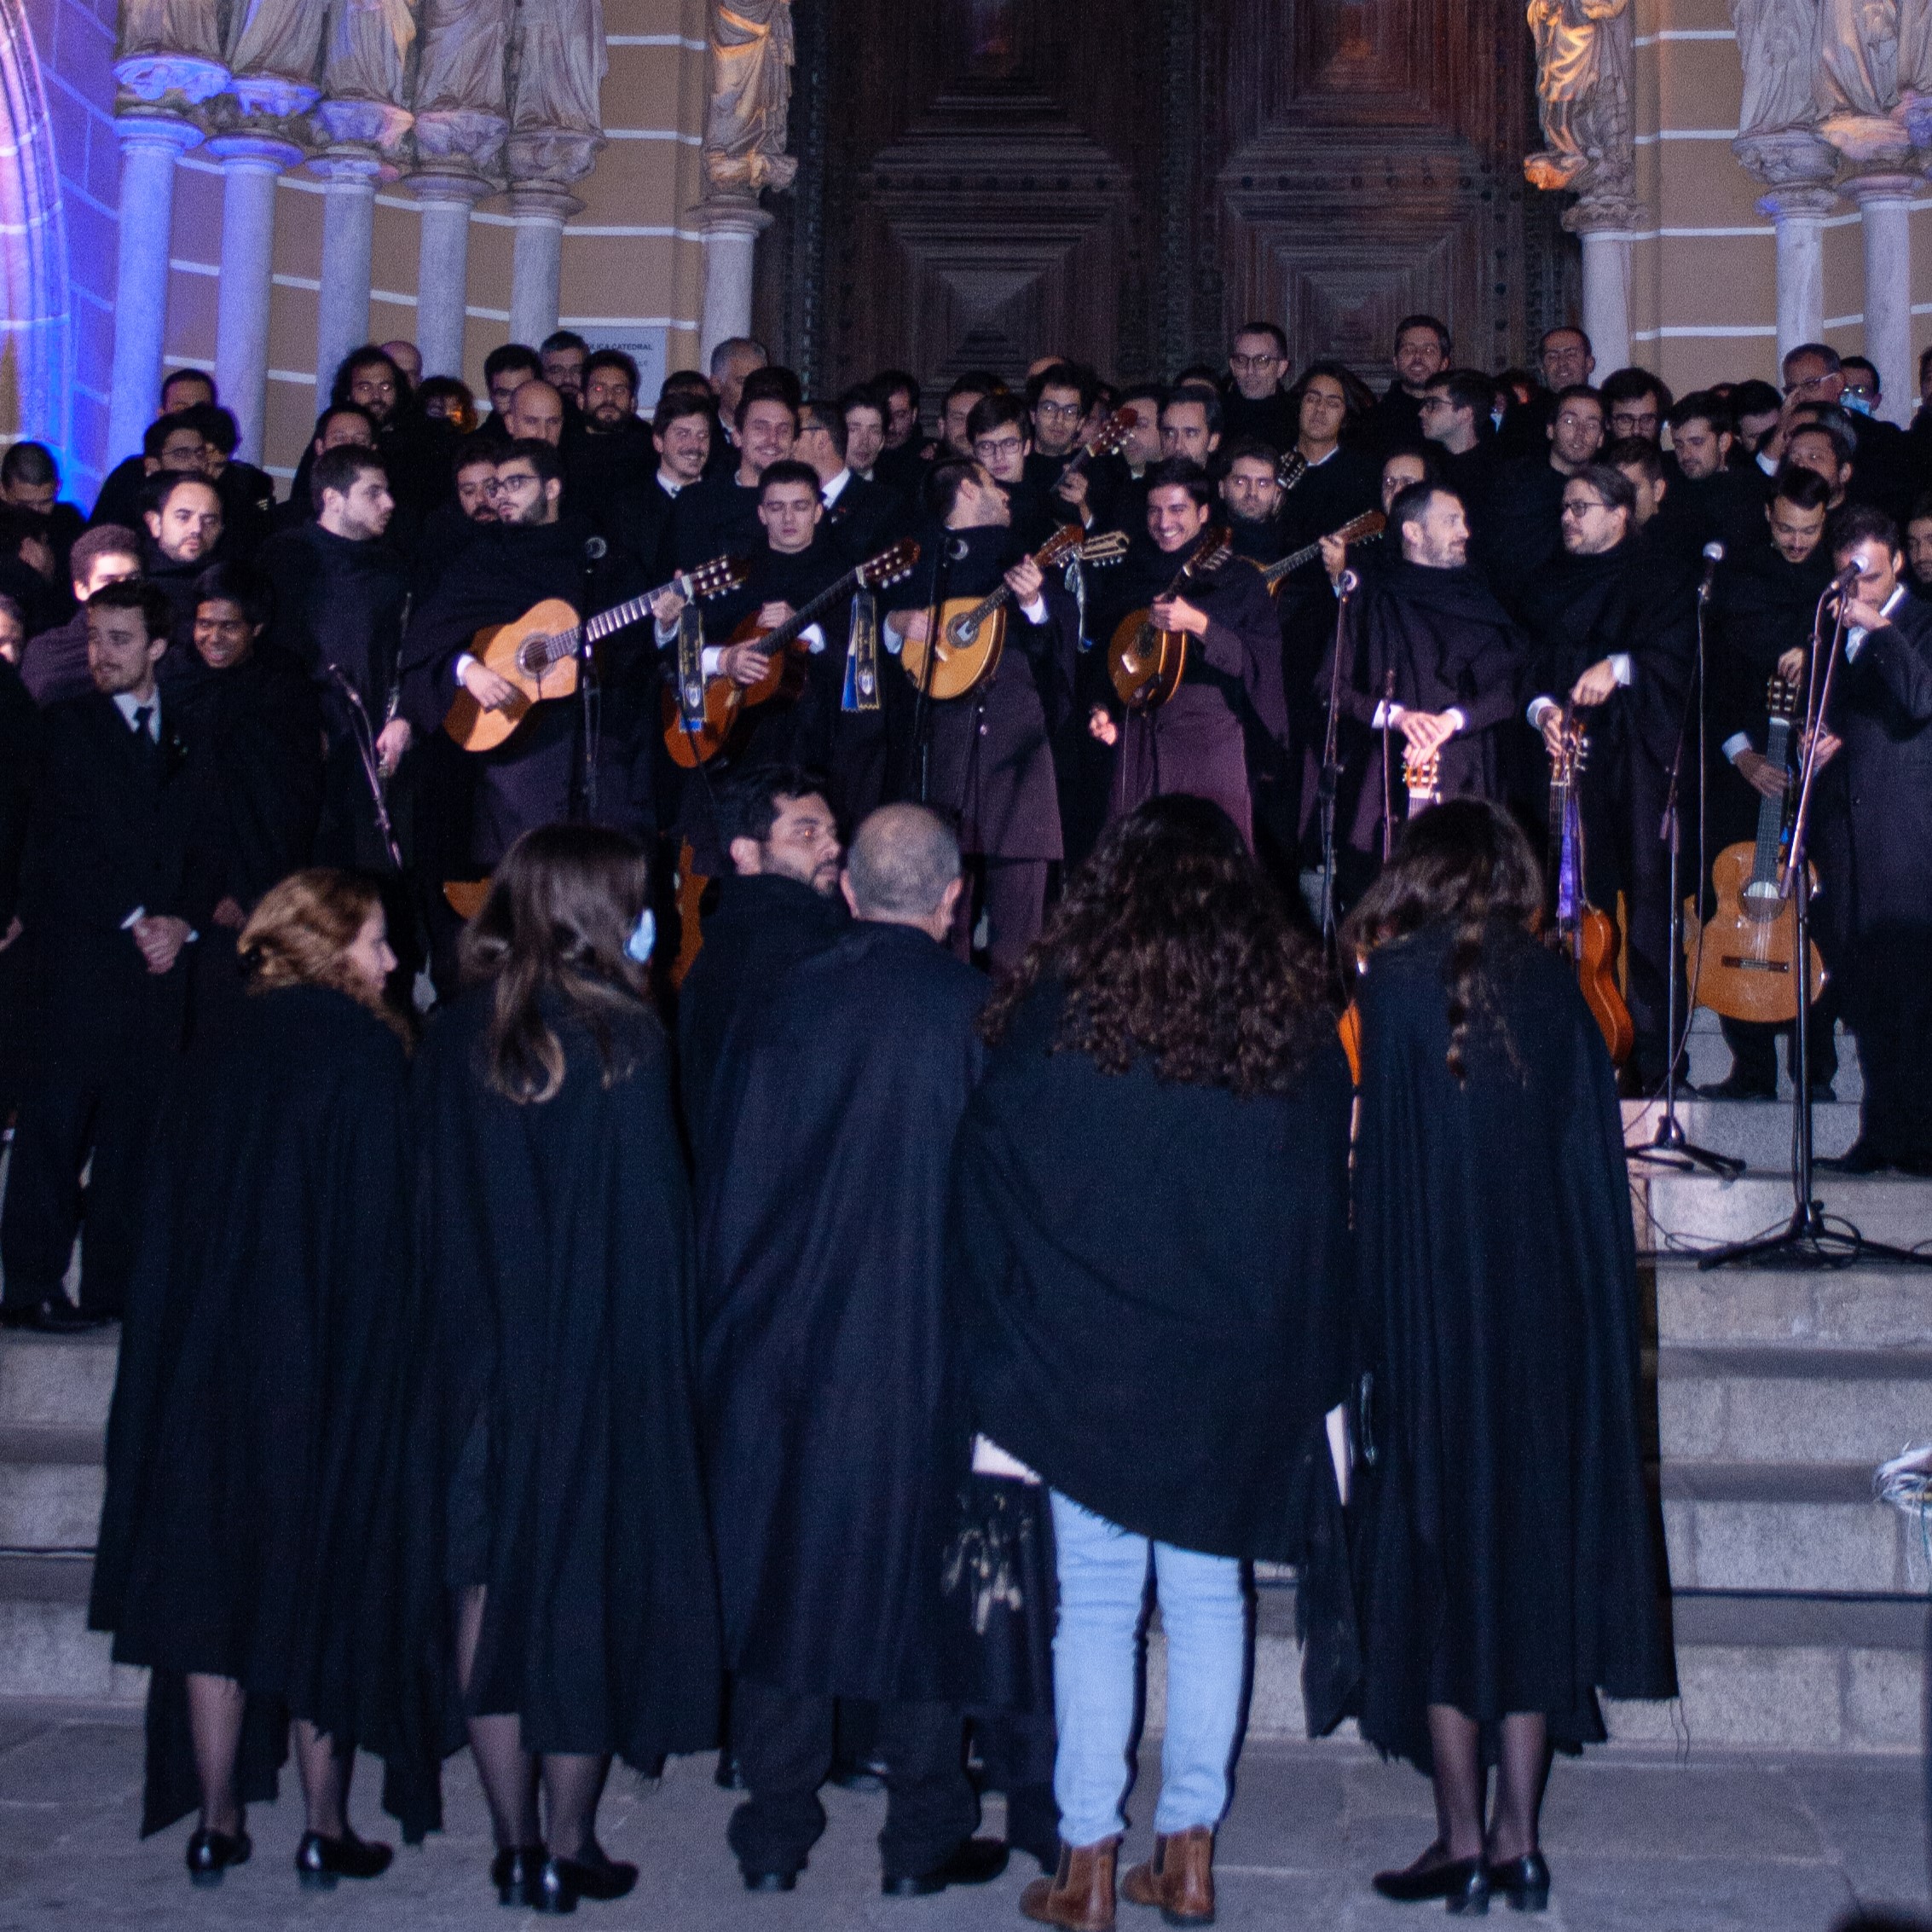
[1623,1096,1860,1166]
[1681,1008,1864,1104]
[1660,1461,1927,1594]
[0,1330,119,1430]
[1637,1169,1932,1254]
[1656,1344,1932,1464]
[0,1555,144,1704]
[0,1423,104,1550]
[1651,1258,1932,1350]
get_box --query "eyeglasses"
[1229,353,1281,372]
[1560,499,1610,517]
[485,473,538,494]
[1034,400,1083,420]
[975,437,1025,459]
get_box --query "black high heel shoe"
[296,1829,393,1889]
[535,1845,638,1913]
[1373,1842,1490,1914]
[492,1844,548,1907]
[184,1821,252,1887]
[1489,1852,1550,1913]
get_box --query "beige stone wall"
[155,0,711,481]
[1630,0,1932,399]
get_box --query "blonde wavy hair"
[237,870,408,1040]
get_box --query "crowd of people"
[0,306,1925,1921]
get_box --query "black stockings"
[456,1585,610,1860]
[1425,1705,1553,1865]
[186,1672,352,1837]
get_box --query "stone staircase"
[3,1009,1930,1756]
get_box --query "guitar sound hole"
[946,620,973,649]
[1740,883,1779,921]
[519,638,551,675]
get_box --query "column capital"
[113,55,228,107]
[413,108,507,181]
[503,130,599,191]
[407,169,495,209]
[506,182,585,225]
[693,189,776,242]
[1756,184,1840,223]
[1733,129,1840,192]
[313,99,412,160]
[308,147,392,190]
[1561,195,1643,239]
[205,130,303,174]
[1842,170,1920,208]
[112,108,205,156]
[228,74,321,121]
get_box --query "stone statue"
[1732,0,1823,135]
[1817,0,1921,155]
[703,0,797,194]
[119,0,225,63]
[224,0,329,89]
[509,0,605,136]
[1524,0,1634,205]
[321,0,417,107]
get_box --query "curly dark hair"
[1339,798,1543,1083]
[979,795,1331,1098]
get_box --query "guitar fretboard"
[1749,714,1793,890]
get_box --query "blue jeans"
[1048,1491,1247,1848]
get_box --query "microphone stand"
[1700,581,1932,1271]
[1316,570,1357,968]
[327,664,402,871]
[577,538,606,821]
[1630,560,1741,1177]
[911,532,960,806]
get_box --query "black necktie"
[130,704,161,773]
[131,703,153,742]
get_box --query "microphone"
[944,535,971,563]
[1830,559,1862,589]
[1698,540,1724,600]
[582,535,607,561]
[1337,569,1360,594]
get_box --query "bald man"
[502,379,565,448]
[698,801,1006,1900]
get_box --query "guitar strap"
[845,587,881,712]
[676,605,706,729]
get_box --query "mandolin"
[661,538,921,767]
[1258,510,1385,596]
[899,527,1130,701]
[1683,675,1825,1024]
[1050,404,1140,506]
[443,553,747,754]
[1546,708,1634,1065]
[1107,527,1235,710]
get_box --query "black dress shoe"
[1373,1845,1489,1914]
[535,1846,637,1912]
[185,1822,252,1887]
[1817,1140,1893,1174]
[296,1829,393,1889]
[714,1748,746,1790]
[829,1755,889,1791]
[882,1835,1009,1897]
[741,1868,798,1892]
[1488,1851,1549,1912]
[0,1296,102,1335]
[491,1844,547,1906]
[1698,1073,1778,1102]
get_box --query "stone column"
[1735,131,1844,368]
[309,153,385,410]
[408,173,491,379]
[206,130,304,465]
[506,184,581,346]
[106,113,204,465]
[1568,204,1637,376]
[696,190,774,371]
[1845,172,1918,424]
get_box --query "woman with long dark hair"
[408,824,720,1912]
[953,795,1353,1929]
[90,870,416,1887]
[1341,800,1675,1914]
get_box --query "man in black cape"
[675,764,847,1148]
[883,457,1076,972]
[399,439,652,871]
[697,804,1009,1899]
[1523,461,1700,1089]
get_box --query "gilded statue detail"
[1524,0,1634,206]
[703,0,797,194]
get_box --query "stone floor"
[0,1704,1926,1930]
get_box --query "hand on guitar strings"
[719,643,775,687]
[1004,556,1044,604]
[1732,749,1789,801]
[649,585,687,628]
[1150,594,1208,638]
[1088,703,1120,747]
[460,658,518,712]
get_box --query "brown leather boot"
[1021,1837,1120,1929]
[1120,1825,1215,1924]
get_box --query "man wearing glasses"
[968,393,1056,551]
[1523,464,1700,1092]
[1223,323,1298,452]
[1025,362,1109,527]
[1599,367,1671,444]
[1367,315,1453,454]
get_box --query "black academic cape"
[1478,456,1567,614]
[698,922,988,1704]
[408,986,721,1765]
[1278,447,1381,558]
[19,607,91,706]
[953,979,1353,1565]
[675,871,850,1148]
[670,469,763,571]
[1329,558,1534,852]
[0,656,36,930]
[1349,922,1675,1770]
[89,986,424,1837]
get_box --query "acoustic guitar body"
[1572,905,1635,1067]
[1108,611,1188,710]
[1684,844,1825,1025]
[899,600,1007,701]
[660,613,808,768]
[443,598,582,753]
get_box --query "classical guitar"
[443,554,747,754]
[1546,708,1634,1065]
[1107,527,1235,710]
[661,537,922,767]
[1258,510,1386,597]
[1683,675,1825,1024]
[899,527,1131,702]
[1275,448,1309,494]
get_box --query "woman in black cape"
[1341,800,1675,1914]
[408,824,720,1912]
[90,869,417,1887]
[952,795,1354,1929]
